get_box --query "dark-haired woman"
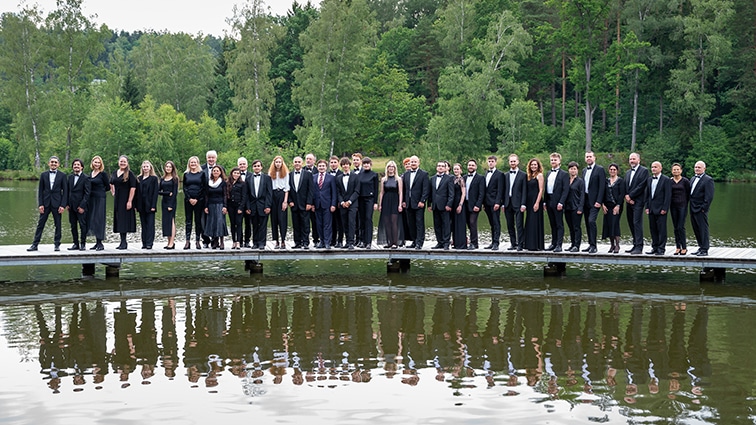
[602,163,625,253]
[159,161,179,249]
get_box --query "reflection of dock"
[2,242,755,281]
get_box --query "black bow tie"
[294,171,300,174]
[510,171,517,174]
[437,174,443,178]
[50,171,56,175]
[487,170,494,173]
[551,169,558,173]
[343,173,349,177]
[254,174,260,178]
[587,166,592,170]
[694,174,701,179]
[631,168,636,172]
[410,170,416,173]
[652,176,658,179]
[468,174,475,177]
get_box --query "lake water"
[1,180,755,424]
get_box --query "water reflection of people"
[113,301,137,387]
[136,299,159,385]
[161,299,178,379]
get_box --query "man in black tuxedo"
[402,155,430,249]
[503,154,528,251]
[28,156,68,251]
[327,155,344,248]
[237,157,252,247]
[66,158,91,251]
[313,160,337,249]
[336,157,361,249]
[582,151,605,253]
[624,152,649,254]
[428,161,455,249]
[288,156,314,249]
[304,153,318,246]
[245,159,273,249]
[464,159,485,250]
[644,162,672,255]
[689,161,715,256]
[483,155,505,250]
[544,152,569,252]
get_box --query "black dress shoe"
[630,249,643,255]
[507,246,517,251]
[581,247,591,252]
[96,244,104,251]
[588,246,597,254]
[552,246,562,253]
[79,243,86,251]
[316,242,325,249]
[467,245,476,250]
[116,243,127,250]
[568,246,579,252]
[645,250,657,255]
[406,243,416,249]
[625,248,635,253]
[302,245,309,250]
[324,244,331,250]
[347,244,355,250]
[335,242,343,249]
[484,244,494,249]
[655,251,664,255]
[415,245,423,250]
[54,244,60,251]
[293,244,301,249]
[443,245,450,250]
[697,250,708,256]
[491,244,499,251]
[546,244,556,251]
[68,244,80,251]
[517,246,523,251]
[431,244,444,249]
[27,244,38,252]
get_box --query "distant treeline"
[1,0,756,180]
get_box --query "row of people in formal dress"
[26,150,714,255]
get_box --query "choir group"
[26,150,714,256]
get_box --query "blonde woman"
[268,155,290,249]
[137,160,159,249]
[376,160,404,248]
[110,155,137,249]
[182,156,206,250]
[87,155,110,250]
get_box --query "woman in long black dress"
[565,161,585,252]
[669,163,690,255]
[226,167,246,250]
[182,156,206,250]
[158,160,178,249]
[451,163,467,249]
[110,155,137,249]
[203,165,228,249]
[87,155,109,250]
[601,163,625,253]
[524,158,544,251]
[137,160,159,249]
[377,160,404,248]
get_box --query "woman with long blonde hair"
[182,155,206,249]
[137,160,159,249]
[268,155,290,249]
[87,155,110,250]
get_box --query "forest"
[1,0,755,180]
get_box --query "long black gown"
[87,171,110,240]
[451,176,467,249]
[377,176,404,247]
[111,171,137,233]
[602,177,625,239]
[524,176,544,251]
[158,177,178,237]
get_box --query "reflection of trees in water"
[29,295,715,415]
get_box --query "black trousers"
[406,206,425,246]
[251,213,269,247]
[626,200,645,249]
[565,209,582,248]
[339,204,358,245]
[291,208,310,246]
[310,210,319,244]
[229,203,244,243]
[33,207,62,245]
[358,196,375,245]
[648,212,668,252]
[583,199,600,247]
[184,198,204,241]
[432,209,451,246]
[330,207,343,245]
[504,205,524,248]
[68,209,87,244]
[140,211,156,247]
[670,205,687,249]
[465,204,480,247]
[270,190,288,242]
[484,204,501,244]
[691,209,710,250]
[546,204,564,247]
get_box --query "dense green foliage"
[1,0,755,179]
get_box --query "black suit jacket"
[483,169,504,206]
[38,170,68,209]
[566,177,585,211]
[465,173,485,212]
[67,172,91,211]
[625,165,649,203]
[402,169,430,209]
[689,174,714,213]
[582,164,606,206]
[137,175,159,212]
[503,169,527,209]
[245,173,273,215]
[289,170,314,211]
[545,169,569,208]
[429,174,454,211]
[645,174,672,214]
[336,173,361,206]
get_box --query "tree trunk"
[561,52,566,128]
[659,94,663,135]
[631,68,639,152]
